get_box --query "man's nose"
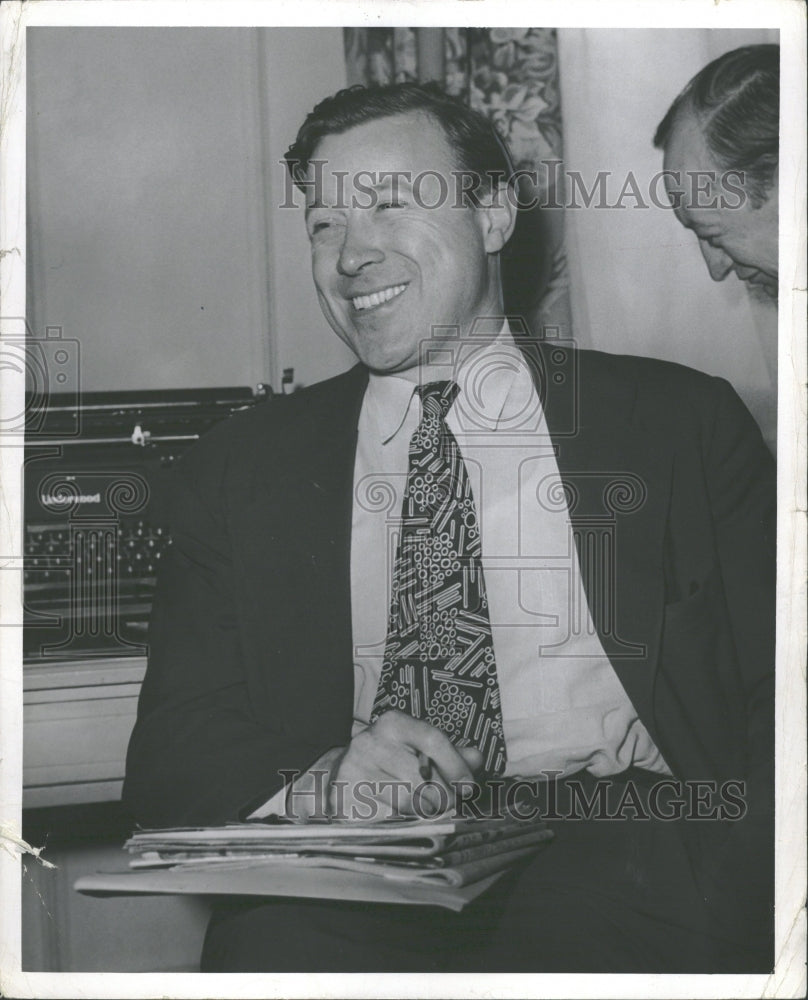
[337,217,385,275]
[698,240,735,282]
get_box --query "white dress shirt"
[350,327,670,779]
[252,327,669,817]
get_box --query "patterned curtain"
[343,27,572,339]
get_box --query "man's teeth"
[352,284,407,311]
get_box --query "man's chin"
[359,348,419,377]
[746,280,778,305]
[366,359,419,380]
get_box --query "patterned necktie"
[371,380,507,777]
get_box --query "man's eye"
[312,220,331,233]
[378,200,406,210]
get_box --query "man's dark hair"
[653,44,779,206]
[285,81,515,202]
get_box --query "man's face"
[663,114,778,301]
[304,112,508,377]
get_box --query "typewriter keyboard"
[24,519,172,605]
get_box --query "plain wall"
[259,28,357,389]
[26,27,352,393]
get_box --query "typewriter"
[24,385,270,662]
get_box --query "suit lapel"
[239,366,368,745]
[277,370,368,578]
[522,339,672,745]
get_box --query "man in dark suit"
[123,83,775,974]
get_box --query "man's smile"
[350,283,408,312]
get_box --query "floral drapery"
[343,27,572,338]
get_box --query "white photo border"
[1,2,805,998]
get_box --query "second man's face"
[663,115,779,301]
[304,112,504,377]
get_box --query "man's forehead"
[662,113,727,225]
[662,110,717,173]
[305,110,457,181]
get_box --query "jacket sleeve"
[122,439,328,829]
[698,375,776,953]
[703,375,775,816]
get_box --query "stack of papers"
[75,814,554,911]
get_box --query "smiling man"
[654,44,779,301]
[124,82,775,974]
[301,100,514,377]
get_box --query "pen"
[416,751,434,781]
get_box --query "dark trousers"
[201,772,772,973]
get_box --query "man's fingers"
[374,710,477,783]
[457,746,484,774]
[332,712,485,820]
[335,735,446,817]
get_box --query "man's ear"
[479,182,518,254]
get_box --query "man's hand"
[330,710,483,820]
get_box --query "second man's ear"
[480,183,518,254]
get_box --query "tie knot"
[417,380,459,421]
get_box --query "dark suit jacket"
[123,340,775,948]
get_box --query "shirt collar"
[364,321,533,444]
